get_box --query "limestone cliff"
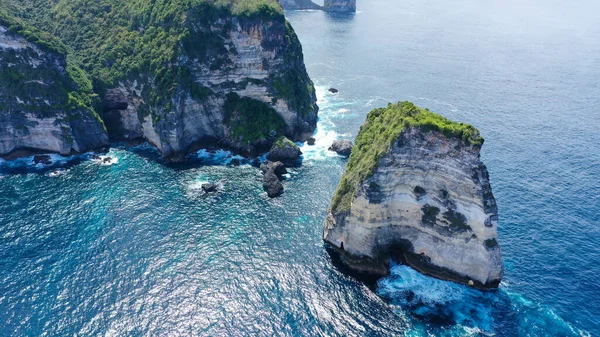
[323,0,356,13]
[102,15,318,160]
[323,102,503,288]
[2,0,317,161]
[0,18,108,159]
[278,0,322,10]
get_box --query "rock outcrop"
[323,102,503,288]
[263,169,284,198]
[323,0,356,12]
[2,1,317,161]
[261,160,287,177]
[201,183,218,193]
[329,140,353,156]
[0,18,108,159]
[267,137,302,165]
[278,0,322,10]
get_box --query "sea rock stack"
[323,102,503,288]
[323,0,356,13]
[267,137,302,165]
[277,0,322,10]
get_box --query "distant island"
[278,0,356,12]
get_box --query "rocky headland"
[323,0,356,12]
[0,14,109,159]
[0,0,317,161]
[323,102,503,289]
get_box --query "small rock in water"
[260,161,287,177]
[307,137,316,146]
[103,157,113,164]
[263,169,284,198]
[328,88,339,93]
[230,158,241,166]
[201,183,218,193]
[266,137,302,165]
[329,140,353,156]
[33,155,52,165]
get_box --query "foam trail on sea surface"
[300,84,353,162]
[377,263,591,336]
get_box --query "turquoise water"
[1,0,599,335]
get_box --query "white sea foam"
[300,84,348,162]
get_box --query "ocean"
[1,0,598,335]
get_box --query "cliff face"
[0,23,108,159]
[323,0,356,12]
[278,0,322,10]
[2,0,317,161]
[102,15,317,160]
[323,102,503,288]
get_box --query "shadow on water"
[324,244,385,290]
[325,245,587,336]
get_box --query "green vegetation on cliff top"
[0,9,103,127]
[2,0,283,104]
[330,101,484,214]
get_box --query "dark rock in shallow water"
[307,137,316,146]
[328,88,339,93]
[260,161,287,177]
[266,137,302,165]
[103,157,113,164]
[329,140,353,156]
[263,170,284,198]
[201,183,218,193]
[230,158,241,166]
[33,155,52,165]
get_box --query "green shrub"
[224,92,286,142]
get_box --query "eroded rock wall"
[324,127,503,288]
[0,25,108,158]
[323,0,356,12]
[103,16,318,160]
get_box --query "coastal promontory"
[0,14,109,158]
[0,0,317,161]
[323,102,503,288]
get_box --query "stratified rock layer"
[0,24,108,158]
[278,0,322,10]
[323,0,356,12]
[323,102,503,288]
[2,1,317,161]
[99,14,318,161]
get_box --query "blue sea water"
[1,0,599,335]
